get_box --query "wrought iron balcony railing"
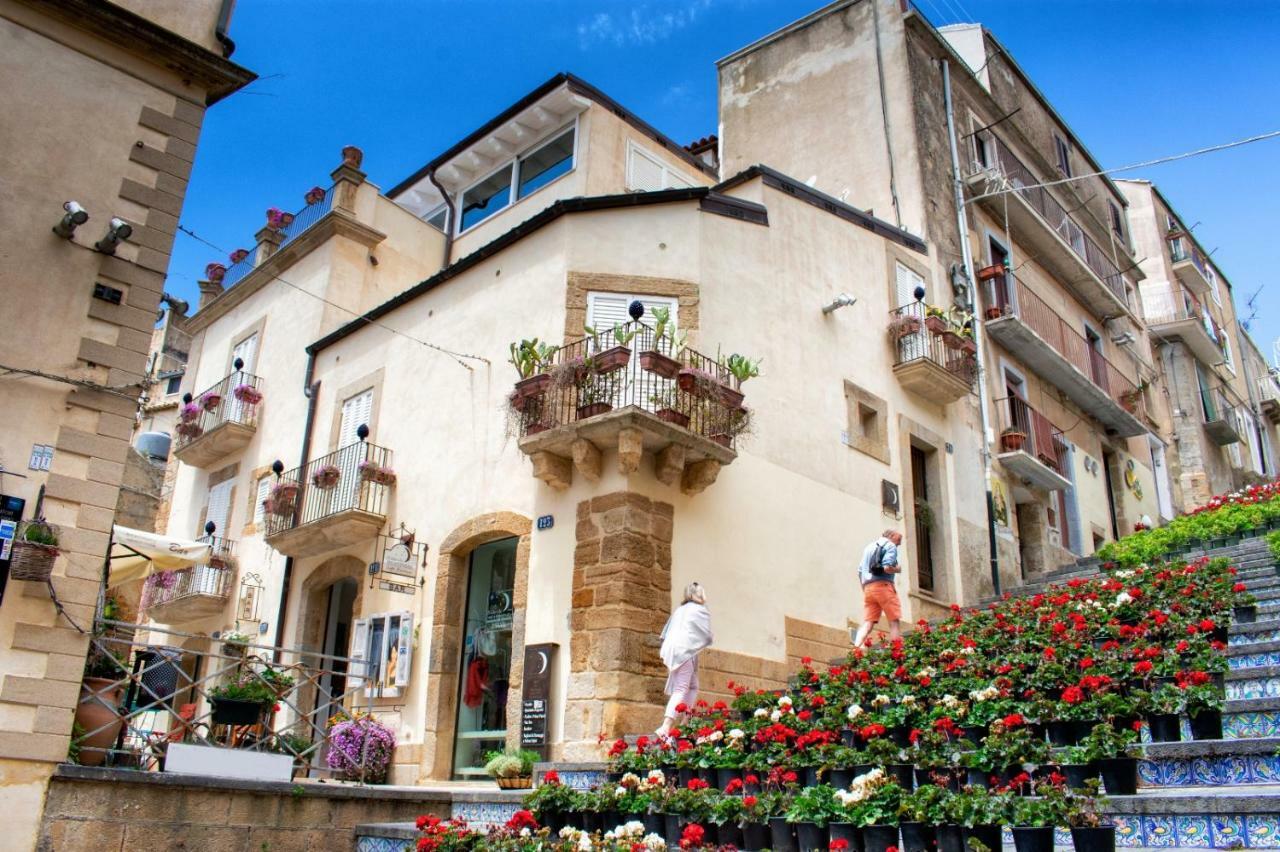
[888,302,977,386]
[995,395,1069,476]
[141,537,235,617]
[262,440,394,538]
[1168,233,1211,279]
[174,370,264,451]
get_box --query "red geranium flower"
[505,810,538,832]
[1062,686,1084,704]
[743,795,758,808]
[680,823,706,849]
[687,778,709,791]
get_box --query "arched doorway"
[297,556,365,748]
[422,512,531,781]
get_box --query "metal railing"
[1204,389,1237,426]
[1168,233,1210,279]
[72,620,380,777]
[221,187,335,288]
[987,273,1143,416]
[1143,282,1209,328]
[175,371,264,451]
[262,440,393,538]
[995,396,1068,475]
[141,537,236,613]
[516,321,745,449]
[888,302,977,387]
[969,135,1128,307]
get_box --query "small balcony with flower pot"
[994,396,1071,500]
[888,301,976,404]
[142,534,236,624]
[262,434,394,557]
[509,315,749,496]
[173,362,264,469]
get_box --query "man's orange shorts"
[862,580,902,623]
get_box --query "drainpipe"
[871,0,903,229]
[273,351,320,657]
[942,58,1002,597]
[426,168,455,270]
[214,0,237,58]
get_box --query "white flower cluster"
[1115,569,1135,579]
[916,666,937,678]
[1115,591,1133,605]
[847,703,864,721]
[940,694,963,710]
[1074,599,1104,611]
[871,693,892,708]
[754,707,769,718]
[728,728,745,741]
[900,694,918,707]
[643,769,665,789]
[970,685,999,702]
[834,767,887,806]
[696,729,724,745]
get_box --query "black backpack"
[868,540,888,576]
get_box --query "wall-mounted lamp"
[94,218,133,254]
[52,201,89,239]
[822,293,858,315]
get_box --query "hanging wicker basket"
[10,519,61,582]
[496,776,532,790]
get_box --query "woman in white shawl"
[657,582,712,737]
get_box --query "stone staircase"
[355,533,1280,850]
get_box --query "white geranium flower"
[1115,591,1133,605]
[643,834,668,850]
[901,695,917,706]
[778,696,793,709]
[729,728,745,740]
[871,693,891,708]
[754,708,768,718]
[770,709,782,722]
[847,704,864,721]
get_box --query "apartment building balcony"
[262,441,393,557]
[1259,376,1280,425]
[142,537,235,623]
[1203,392,1242,447]
[1167,232,1213,298]
[172,369,264,468]
[1144,283,1224,366]
[984,274,1147,438]
[888,303,976,404]
[995,396,1071,499]
[967,136,1132,320]
[514,323,738,496]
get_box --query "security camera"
[822,293,858,315]
[94,218,133,255]
[52,201,89,238]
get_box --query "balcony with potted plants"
[509,307,751,495]
[141,530,236,624]
[982,269,1147,438]
[1167,231,1213,298]
[1144,282,1224,367]
[888,298,976,404]
[173,359,264,469]
[262,431,394,557]
[994,396,1072,498]
[966,135,1133,319]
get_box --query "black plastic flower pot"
[802,766,822,788]
[1097,757,1138,795]
[901,821,936,852]
[937,824,964,852]
[210,697,266,726]
[742,822,770,851]
[1012,826,1054,852]
[1146,713,1182,742]
[841,728,858,748]
[1211,626,1229,643]
[1047,720,1085,746]
[718,823,745,848]
[915,766,950,789]
[1071,719,1099,742]
[602,810,622,832]
[1234,605,1257,624]
[887,763,915,790]
[583,811,602,833]
[863,824,900,852]
[665,815,687,846]
[1111,715,1140,735]
[830,767,855,788]
[606,770,624,783]
[829,823,860,851]
[853,763,875,779]
[962,724,986,744]
[1062,763,1098,789]
[966,825,1003,852]
[697,767,717,787]
[1189,709,1224,741]
[796,821,829,852]
[1071,826,1116,852]
[717,768,741,790]
[770,817,799,852]
[966,767,994,789]
[642,813,664,836]
[889,726,914,748]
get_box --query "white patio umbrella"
[106,525,212,589]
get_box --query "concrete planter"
[163,742,293,783]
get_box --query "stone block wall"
[38,766,450,852]
[562,492,673,758]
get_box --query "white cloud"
[577,0,714,49]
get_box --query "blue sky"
[171,0,1280,365]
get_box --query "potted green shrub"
[1066,781,1114,852]
[1184,679,1224,740]
[485,748,539,789]
[1000,427,1027,452]
[208,673,276,725]
[524,770,579,833]
[785,783,837,851]
[508,338,558,409]
[1009,780,1068,852]
[1077,723,1138,795]
[1142,684,1183,742]
[584,324,634,374]
[76,625,128,767]
[10,518,60,582]
[899,782,949,852]
[638,307,684,379]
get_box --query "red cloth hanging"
[463,656,489,708]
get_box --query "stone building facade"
[0,1,252,847]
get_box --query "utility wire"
[969,130,1280,203]
[176,225,489,371]
[0,363,143,399]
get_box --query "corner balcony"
[966,135,1132,319]
[1203,394,1242,447]
[994,396,1071,501]
[1144,283,1224,367]
[983,274,1146,437]
[888,303,976,404]
[173,370,264,468]
[513,323,739,496]
[142,537,235,623]
[262,441,393,557]
[1168,233,1213,298]
[1259,377,1280,425]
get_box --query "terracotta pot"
[941,330,964,350]
[656,408,690,428]
[924,315,948,334]
[514,373,551,401]
[577,402,612,420]
[592,346,632,374]
[718,384,745,410]
[1000,431,1027,452]
[639,350,681,379]
[341,145,364,169]
[985,306,1003,320]
[977,264,1005,281]
[75,678,125,767]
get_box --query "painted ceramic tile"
[1175,815,1212,847]
[1138,815,1176,847]
[1247,815,1280,848]
[1212,815,1248,847]
[356,838,407,852]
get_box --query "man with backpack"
[852,529,903,647]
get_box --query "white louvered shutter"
[627,146,666,192]
[252,476,271,526]
[339,390,374,448]
[394,611,413,689]
[348,617,369,694]
[204,479,233,537]
[895,262,923,308]
[586,292,678,333]
[232,333,258,374]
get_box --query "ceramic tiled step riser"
[1140,754,1280,786]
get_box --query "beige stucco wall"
[110,0,227,56]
